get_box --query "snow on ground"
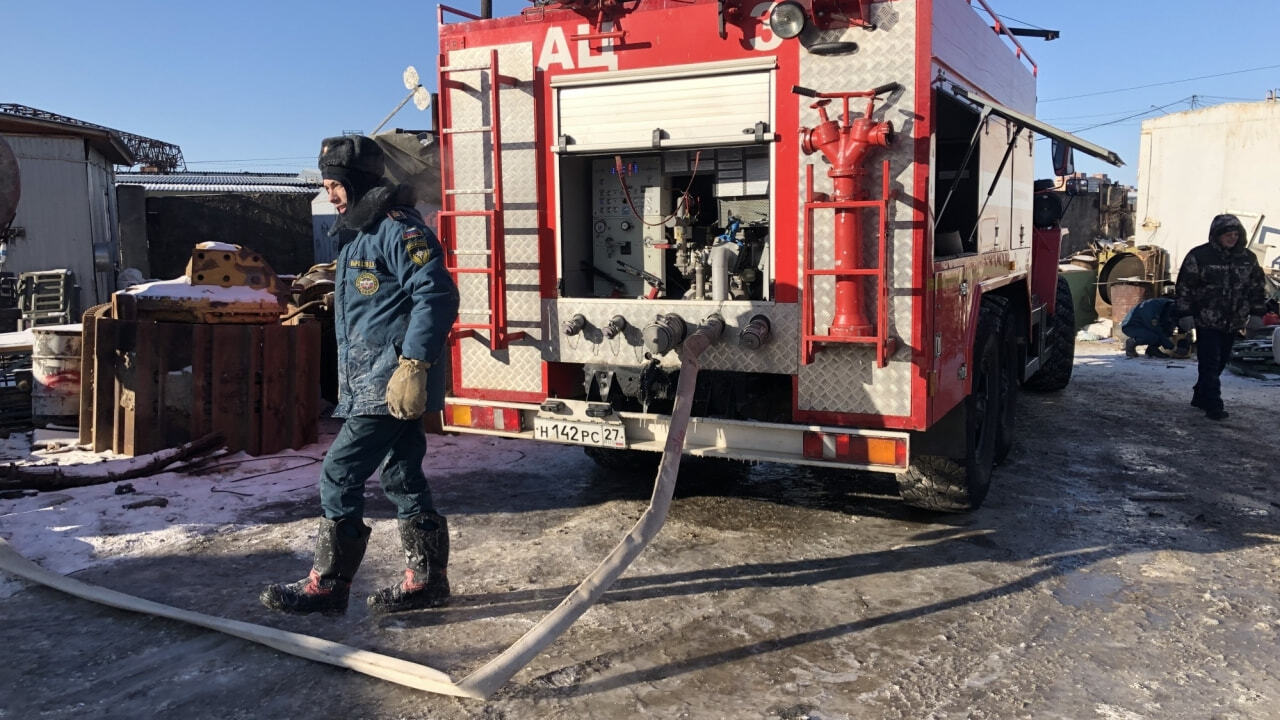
[0,340,1275,600]
[0,419,588,599]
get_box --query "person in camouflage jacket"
[1174,213,1267,420]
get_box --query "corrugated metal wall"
[4,133,119,316]
[1135,102,1280,276]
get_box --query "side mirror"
[1051,140,1075,177]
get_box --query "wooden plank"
[113,319,138,455]
[260,324,290,455]
[245,325,264,456]
[292,321,321,449]
[78,312,97,445]
[153,322,193,449]
[91,317,117,453]
[210,325,252,454]
[127,322,160,456]
[190,324,212,439]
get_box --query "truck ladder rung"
[437,209,492,218]
[447,188,494,196]
[440,63,493,74]
[450,250,494,256]
[441,126,492,135]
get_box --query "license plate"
[533,417,627,448]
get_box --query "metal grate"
[17,270,76,328]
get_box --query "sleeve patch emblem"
[402,228,425,241]
[406,240,431,266]
[354,271,380,295]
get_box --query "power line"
[1041,63,1280,103]
[1043,104,1169,122]
[1069,96,1194,133]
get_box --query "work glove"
[385,357,431,420]
[1245,315,1265,331]
[1177,316,1195,332]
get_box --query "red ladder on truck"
[436,47,525,349]
[800,159,895,368]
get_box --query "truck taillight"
[802,431,906,468]
[445,405,524,432]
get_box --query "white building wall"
[1135,101,1280,278]
[4,133,119,315]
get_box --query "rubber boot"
[260,517,370,615]
[367,512,450,613]
[1124,338,1138,358]
[1145,345,1169,359]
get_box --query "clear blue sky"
[4,0,1278,186]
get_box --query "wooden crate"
[79,318,320,456]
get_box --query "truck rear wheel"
[1023,275,1076,392]
[896,300,1002,512]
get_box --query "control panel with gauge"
[591,156,669,297]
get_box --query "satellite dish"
[403,66,421,91]
[371,67,431,135]
[413,86,432,111]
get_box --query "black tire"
[583,446,660,474]
[985,295,1019,464]
[1023,275,1075,392]
[896,300,1002,512]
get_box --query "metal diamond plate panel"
[546,299,800,374]
[796,1,918,416]
[445,43,546,394]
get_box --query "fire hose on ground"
[0,317,726,699]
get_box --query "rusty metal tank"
[1109,280,1155,339]
[119,242,290,323]
[31,325,82,427]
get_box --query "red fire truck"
[434,0,1122,511]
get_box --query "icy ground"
[0,340,1277,719]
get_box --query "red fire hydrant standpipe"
[795,83,899,337]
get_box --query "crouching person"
[261,135,460,615]
[1121,296,1178,358]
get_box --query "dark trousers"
[1193,327,1236,412]
[319,415,435,522]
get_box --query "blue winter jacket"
[1120,297,1176,349]
[333,204,459,418]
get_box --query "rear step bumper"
[443,398,910,473]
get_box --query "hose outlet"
[562,313,587,336]
[739,314,773,350]
[585,402,614,419]
[700,313,726,342]
[603,315,628,339]
[642,313,687,355]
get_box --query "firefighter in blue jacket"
[1121,297,1180,358]
[261,135,460,615]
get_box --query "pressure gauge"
[594,220,607,234]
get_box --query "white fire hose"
[0,318,724,700]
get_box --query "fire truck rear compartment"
[557,148,771,302]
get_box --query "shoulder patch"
[407,241,432,266]
[402,227,425,241]
[388,209,407,221]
